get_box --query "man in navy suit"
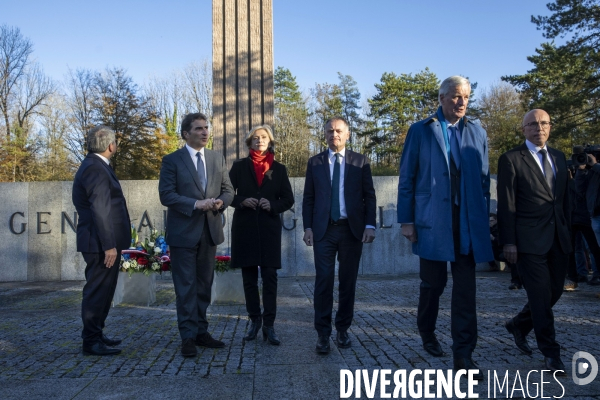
[73,125,131,356]
[159,113,234,357]
[497,109,571,375]
[302,116,376,354]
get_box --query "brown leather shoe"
[195,332,225,348]
[181,338,197,357]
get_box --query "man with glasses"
[497,109,571,375]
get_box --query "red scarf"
[249,149,274,187]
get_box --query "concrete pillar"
[213,0,274,167]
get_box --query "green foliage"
[367,68,439,168]
[92,68,164,179]
[164,105,180,154]
[274,66,311,176]
[337,73,363,151]
[503,0,600,150]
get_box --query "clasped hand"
[241,197,271,212]
[195,198,223,212]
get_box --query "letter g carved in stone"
[9,212,26,235]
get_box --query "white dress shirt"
[525,140,556,177]
[328,148,348,219]
[94,153,110,165]
[328,148,375,230]
[186,144,207,212]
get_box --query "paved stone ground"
[0,271,599,399]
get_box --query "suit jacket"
[497,143,571,255]
[302,149,376,242]
[397,111,493,263]
[72,153,131,252]
[158,147,234,248]
[229,157,294,269]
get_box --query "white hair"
[438,76,471,103]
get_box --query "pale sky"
[2,0,557,100]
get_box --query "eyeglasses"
[523,121,552,129]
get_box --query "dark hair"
[180,112,208,139]
[324,116,349,129]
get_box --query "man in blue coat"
[397,76,493,379]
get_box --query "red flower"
[215,255,231,262]
[137,257,148,266]
[161,262,171,271]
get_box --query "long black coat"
[229,157,294,269]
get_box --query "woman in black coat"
[229,124,294,345]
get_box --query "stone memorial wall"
[0,177,497,282]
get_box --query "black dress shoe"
[83,342,121,356]
[508,282,522,290]
[505,319,533,355]
[262,325,281,345]
[195,332,225,348]
[181,338,197,357]
[336,331,351,348]
[244,317,262,342]
[588,276,600,286]
[100,334,122,347]
[545,357,567,376]
[454,358,484,380]
[421,334,444,357]
[316,335,330,354]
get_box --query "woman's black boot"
[244,316,262,341]
[262,325,280,345]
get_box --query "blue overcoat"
[397,111,493,263]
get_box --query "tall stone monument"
[212,0,274,166]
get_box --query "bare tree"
[15,62,56,130]
[478,82,526,174]
[181,59,212,118]
[35,93,76,180]
[0,25,33,138]
[64,68,95,162]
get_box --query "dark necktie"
[331,153,341,222]
[449,126,460,170]
[539,149,555,194]
[196,152,206,192]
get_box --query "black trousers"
[170,221,216,340]
[513,234,568,358]
[417,205,477,359]
[313,223,363,336]
[509,263,522,285]
[568,223,600,281]
[81,250,122,345]
[242,266,278,326]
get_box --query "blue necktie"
[449,126,460,170]
[196,152,206,192]
[331,153,341,221]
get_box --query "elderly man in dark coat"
[229,124,294,345]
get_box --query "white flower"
[151,262,160,271]
[154,247,162,254]
[130,260,139,270]
[149,242,155,248]
[122,261,130,270]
